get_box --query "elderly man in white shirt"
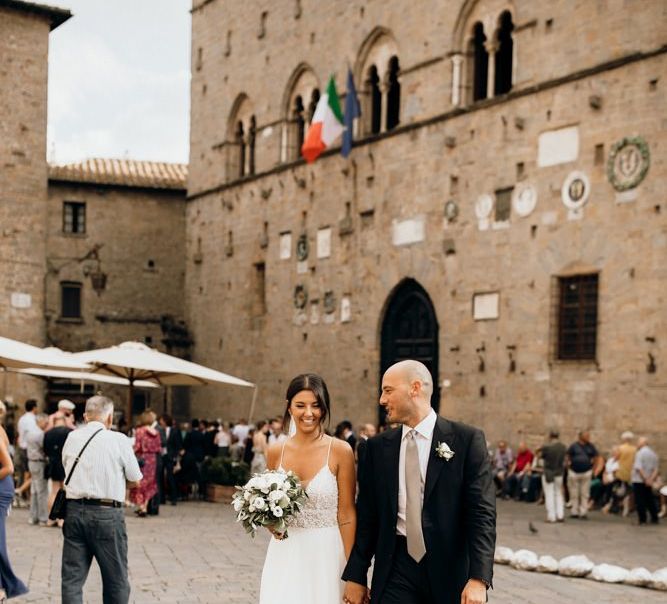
[61,395,142,604]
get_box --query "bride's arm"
[335,439,357,560]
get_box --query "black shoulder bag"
[49,428,103,521]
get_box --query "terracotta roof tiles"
[49,158,188,191]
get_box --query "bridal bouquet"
[232,469,308,538]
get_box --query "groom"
[342,360,496,604]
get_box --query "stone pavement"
[6,499,665,603]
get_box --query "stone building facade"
[45,159,189,413]
[186,0,667,456]
[0,0,71,403]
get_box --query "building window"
[495,187,512,222]
[557,274,598,361]
[253,262,266,315]
[63,202,86,234]
[248,115,256,175]
[366,65,381,134]
[386,56,401,131]
[307,88,320,123]
[471,22,488,102]
[235,121,246,178]
[61,281,82,319]
[494,11,514,95]
[293,95,305,159]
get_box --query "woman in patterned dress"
[130,410,161,517]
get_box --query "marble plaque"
[473,292,500,320]
[392,215,425,246]
[317,227,332,259]
[538,126,579,167]
[279,232,292,260]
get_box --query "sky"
[47,0,191,166]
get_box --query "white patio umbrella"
[73,341,255,423]
[0,336,90,371]
[1,335,91,398]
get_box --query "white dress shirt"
[17,412,37,449]
[397,409,437,536]
[62,421,142,503]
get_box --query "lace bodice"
[279,437,338,530]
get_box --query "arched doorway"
[379,279,440,425]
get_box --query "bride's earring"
[288,413,297,437]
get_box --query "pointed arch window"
[494,11,514,95]
[386,56,401,131]
[471,22,488,102]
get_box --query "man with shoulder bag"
[60,396,142,604]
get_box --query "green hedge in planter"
[202,457,250,486]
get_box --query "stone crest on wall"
[607,136,650,191]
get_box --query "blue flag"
[341,68,361,158]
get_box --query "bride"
[260,373,357,603]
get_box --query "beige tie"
[405,430,426,562]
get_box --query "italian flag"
[301,76,345,163]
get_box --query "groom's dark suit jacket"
[342,416,496,604]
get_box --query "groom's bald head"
[388,360,433,400]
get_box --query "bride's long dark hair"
[283,373,331,432]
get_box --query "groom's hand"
[343,581,369,604]
[461,578,487,604]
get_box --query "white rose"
[248,477,261,489]
[232,498,244,512]
[271,505,284,518]
[252,496,266,510]
[248,504,256,513]
[268,490,284,502]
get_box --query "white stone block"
[537,555,559,573]
[651,567,667,591]
[625,567,652,587]
[558,554,594,577]
[590,563,629,583]
[538,126,579,167]
[494,546,514,565]
[511,549,539,571]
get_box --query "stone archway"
[379,279,440,424]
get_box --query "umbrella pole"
[2,368,6,401]
[248,385,258,423]
[127,380,134,427]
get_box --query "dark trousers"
[377,536,433,604]
[163,456,178,503]
[61,501,130,604]
[632,482,658,524]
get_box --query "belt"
[71,498,123,508]
[28,458,46,462]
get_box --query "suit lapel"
[423,416,456,504]
[383,428,402,520]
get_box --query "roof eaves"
[0,0,72,30]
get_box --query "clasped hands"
[342,581,369,604]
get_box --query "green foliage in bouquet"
[232,470,309,538]
[202,456,250,487]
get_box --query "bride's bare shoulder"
[266,442,284,468]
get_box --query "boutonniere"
[435,441,455,461]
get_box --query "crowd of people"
[0,392,663,602]
[490,430,665,525]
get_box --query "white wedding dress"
[259,437,345,603]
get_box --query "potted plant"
[203,457,250,503]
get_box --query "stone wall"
[186,0,667,458]
[45,181,188,412]
[0,6,55,405]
